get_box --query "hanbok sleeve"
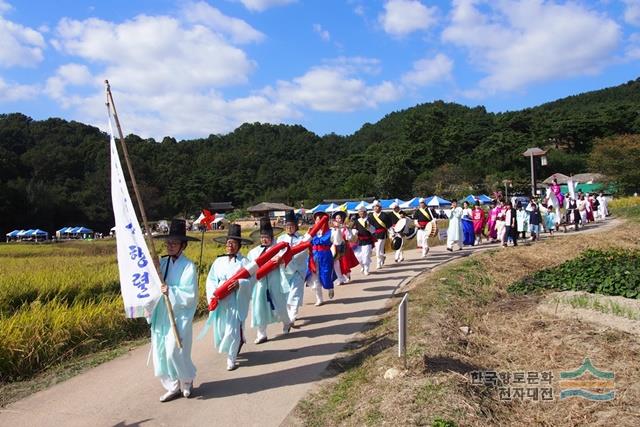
[205,260,220,301]
[170,260,197,310]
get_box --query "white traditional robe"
[277,232,309,320]
[151,254,197,391]
[204,254,252,359]
[447,206,463,249]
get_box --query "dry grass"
[296,218,640,426]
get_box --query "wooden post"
[105,80,182,349]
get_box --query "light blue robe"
[204,254,252,356]
[277,232,309,308]
[516,209,529,233]
[247,244,290,327]
[151,254,197,381]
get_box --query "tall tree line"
[1,78,639,236]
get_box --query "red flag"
[201,209,216,230]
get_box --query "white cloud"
[0,14,45,67]
[0,76,38,101]
[45,63,93,103]
[442,0,621,94]
[269,61,402,112]
[626,32,640,59]
[0,0,12,15]
[402,53,453,86]
[313,23,330,41]
[379,0,438,36]
[51,15,254,95]
[45,14,301,138]
[182,1,264,44]
[623,0,640,25]
[236,0,296,12]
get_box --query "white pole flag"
[109,115,162,318]
[567,179,577,200]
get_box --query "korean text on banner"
[109,117,162,318]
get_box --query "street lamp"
[522,147,547,197]
[502,179,512,200]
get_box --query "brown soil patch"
[296,219,640,426]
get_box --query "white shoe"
[159,389,181,402]
[315,300,323,306]
[182,383,192,398]
[227,358,238,371]
[363,269,369,276]
[254,336,268,344]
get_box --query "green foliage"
[432,419,457,427]
[1,78,640,237]
[508,249,640,298]
[589,134,640,195]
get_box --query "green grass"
[552,294,640,320]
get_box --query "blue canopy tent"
[29,229,49,241]
[74,227,93,234]
[478,194,493,203]
[17,229,34,238]
[379,198,405,210]
[400,197,422,209]
[425,196,451,207]
[6,229,22,237]
[338,201,369,213]
[308,203,330,213]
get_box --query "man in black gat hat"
[204,223,254,371]
[276,210,309,323]
[152,218,199,402]
[247,216,291,344]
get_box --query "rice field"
[0,221,448,383]
[0,232,235,382]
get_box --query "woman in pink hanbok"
[487,201,499,241]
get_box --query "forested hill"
[1,77,639,235]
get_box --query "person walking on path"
[516,201,528,240]
[471,201,486,245]
[528,202,542,241]
[248,217,291,344]
[368,200,392,269]
[413,197,433,256]
[307,211,336,306]
[152,219,200,402]
[447,200,463,251]
[503,201,518,247]
[352,205,374,275]
[204,224,254,371]
[277,210,309,324]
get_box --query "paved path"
[2,220,614,427]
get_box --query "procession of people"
[148,187,610,401]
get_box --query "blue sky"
[0,0,639,140]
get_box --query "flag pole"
[105,80,182,349]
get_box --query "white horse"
[546,187,562,225]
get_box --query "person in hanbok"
[586,193,595,222]
[528,201,541,241]
[461,201,474,246]
[352,206,374,274]
[471,201,486,245]
[545,205,556,236]
[566,198,580,230]
[597,193,609,219]
[550,177,565,209]
[503,201,518,246]
[247,217,290,344]
[495,201,507,244]
[277,210,309,323]
[577,194,588,225]
[307,211,336,306]
[332,210,359,283]
[446,200,463,251]
[205,224,254,371]
[516,202,528,240]
[413,198,433,257]
[151,219,199,402]
[487,201,499,242]
[388,202,407,262]
[368,200,392,269]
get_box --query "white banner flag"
[109,116,162,318]
[567,179,577,200]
